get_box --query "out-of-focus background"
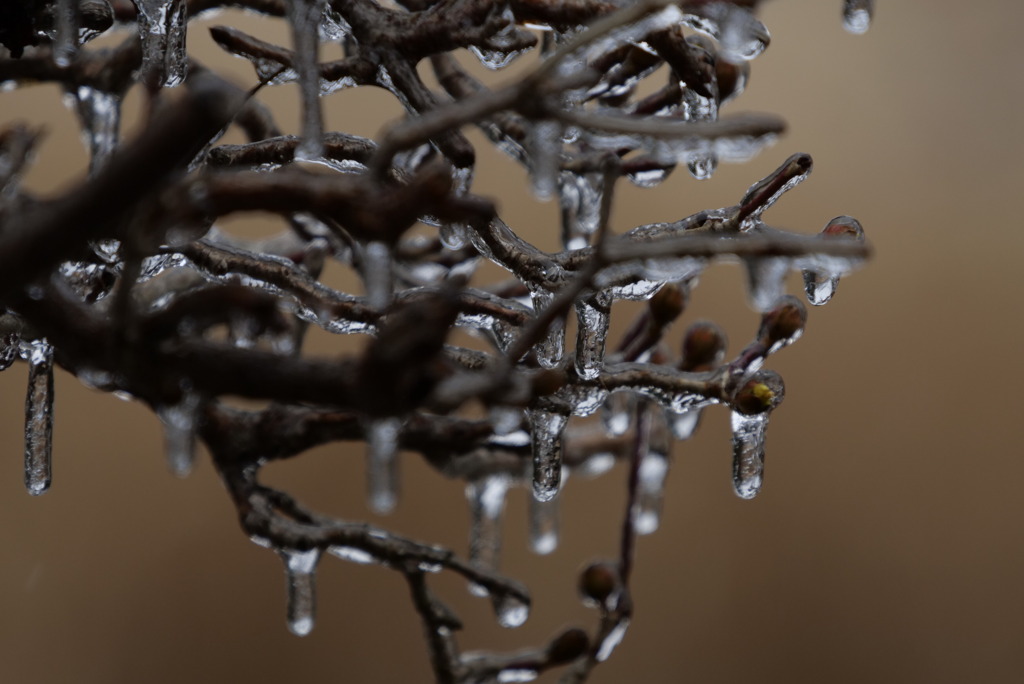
[2,2,1023,682]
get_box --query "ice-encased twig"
[22,339,54,496]
[279,547,322,636]
[467,475,510,596]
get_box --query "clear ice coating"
[635,410,671,535]
[491,591,530,628]
[574,294,610,381]
[367,417,401,514]
[134,0,188,87]
[528,491,559,555]
[157,390,201,478]
[730,411,769,499]
[280,547,322,636]
[21,339,54,496]
[842,0,874,34]
[804,215,865,306]
[286,0,327,161]
[528,408,568,502]
[466,476,510,596]
[745,256,790,312]
[530,290,565,369]
[68,87,121,175]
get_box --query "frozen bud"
[732,371,785,416]
[648,284,687,327]
[821,215,865,240]
[680,321,727,372]
[547,627,591,665]
[578,561,620,609]
[756,295,806,351]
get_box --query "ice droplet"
[685,4,769,64]
[528,408,567,502]
[286,0,327,161]
[635,410,671,535]
[731,411,769,499]
[157,390,201,478]
[492,592,530,628]
[803,270,838,306]
[21,339,54,496]
[466,476,509,596]
[279,547,321,636]
[135,0,188,87]
[68,86,121,175]
[744,256,790,312]
[842,0,873,34]
[529,492,559,555]
[803,216,864,306]
[363,241,393,311]
[530,290,565,369]
[367,417,401,514]
[669,407,702,440]
[595,619,630,662]
[574,293,610,381]
[680,83,720,180]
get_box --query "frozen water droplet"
[367,417,401,514]
[363,241,393,311]
[635,411,671,535]
[528,408,567,502]
[842,0,873,34]
[280,547,321,636]
[803,270,838,306]
[803,215,864,306]
[669,408,702,440]
[731,411,769,499]
[135,0,188,87]
[745,256,790,312]
[602,392,634,437]
[157,390,201,478]
[492,592,530,628]
[574,293,610,381]
[527,121,563,200]
[688,156,717,180]
[466,476,509,596]
[596,619,630,662]
[286,0,327,160]
[530,290,565,369]
[21,339,54,495]
[529,491,559,555]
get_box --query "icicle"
[595,619,630,662]
[528,491,559,555]
[466,476,510,596]
[803,216,864,306]
[363,241,393,311]
[287,0,327,161]
[67,86,121,175]
[491,592,530,628]
[744,256,790,312]
[680,82,719,181]
[529,290,565,369]
[574,293,610,381]
[669,408,701,440]
[279,548,321,636]
[157,390,201,477]
[53,0,79,67]
[22,339,54,496]
[730,411,769,500]
[367,417,401,514]
[135,0,188,87]
[635,410,671,535]
[528,408,567,502]
[558,170,603,248]
[527,121,563,201]
[842,0,873,34]
[602,392,634,437]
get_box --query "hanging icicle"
[21,339,54,496]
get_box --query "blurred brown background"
[2,1,1023,682]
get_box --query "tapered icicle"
[367,417,401,514]
[574,293,610,381]
[602,392,634,437]
[466,476,510,596]
[530,290,565,369]
[279,548,322,636]
[135,0,188,87]
[528,490,559,554]
[286,0,327,161]
[363,241,393,311]
[157,390,201,478]
[22,339,54,496]
[491,592,530,629]
[53,0,79,67]
[528,408,567,502]
[842,0,874,34]
[527,121,562,200]
[559,170,603,249]
[68,86,121,175]
[635,410,671,535]
[744,256,790,312]
[730,411,769,499]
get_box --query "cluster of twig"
[0,0,872,681]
